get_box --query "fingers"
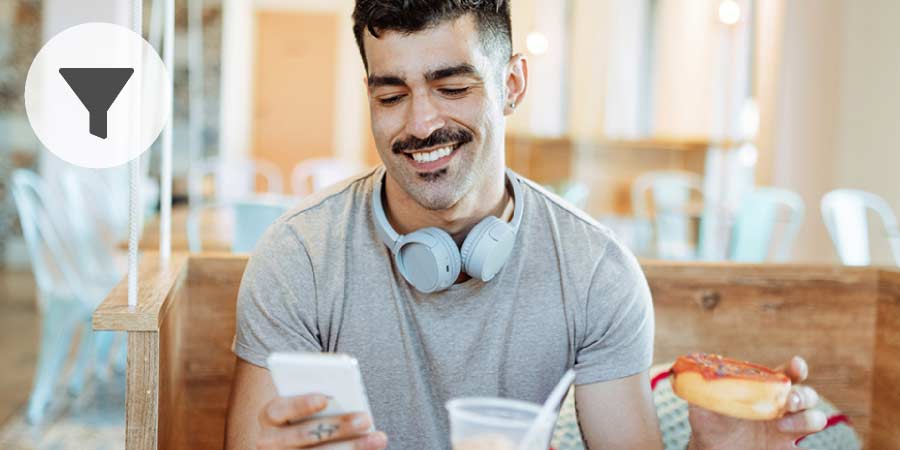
[785,386,819,413]
[315,432,389,450]
[260,394,329,426]
[779,356,809,383]
[777,409,827,435]
[258,412,375,449]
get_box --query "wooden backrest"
[158,256,243,450]
[647,263,880,443]
[94,255,900,450]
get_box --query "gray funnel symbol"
[59,68,134,139]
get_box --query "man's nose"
[405,93,445,140]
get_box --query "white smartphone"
[266,352,375,428]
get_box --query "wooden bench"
[94,254,900,450]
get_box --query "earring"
[509,101,516,109]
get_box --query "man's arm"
[574,371,664,450]
[225,359,274,450]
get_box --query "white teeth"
[411,146,454,163]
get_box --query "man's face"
[364,15,508,210]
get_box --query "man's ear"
[504,53,528,116]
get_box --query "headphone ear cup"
[395,227,460,293]
[460,217,516,281]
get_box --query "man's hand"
[687,356,827,450]
[226,359,387,450]
[256,393,387,450]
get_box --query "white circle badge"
[24,22,171,169]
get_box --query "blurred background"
[1,0,899,449]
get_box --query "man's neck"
[383,169,509,247]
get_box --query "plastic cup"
[446,397,549,450]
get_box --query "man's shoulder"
[253,167,378,257]
[517,174,640,277]
[279,167,378,229]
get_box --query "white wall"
[653,0,754,139]
[602,0,650,138]
[506,0,569,136]
[770,0,843,263]
[567,0,609,140]
[524,0,569,136]
[764,0,900,264]
[832,0,900,265]
[568,0,752,140]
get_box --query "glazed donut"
[671,353,792,421]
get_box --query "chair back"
[543,180,590,210]
[291,159,362,196]
[60,169,125,283]
[187,195,294,253]
[821,189,900,266]
[730,187,805,262]
[189,158,284,206]
[632,170,704,260]
[10,170,83,307]
[233,196,295,252]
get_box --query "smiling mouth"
[404,142,463,163]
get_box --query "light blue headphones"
[372,169,525,293]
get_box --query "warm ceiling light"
[718,0,741,25]
[526,31,549,55]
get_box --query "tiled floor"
[0,371,125,450]
[0,269,124,450]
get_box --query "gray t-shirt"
[234,166,654,450]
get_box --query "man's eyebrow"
[425,64,481,82]
[367,64,481,87]
[368,75,407,88]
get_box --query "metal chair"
[632,171,704,260]
[821,189,900,266]
[188,157,284,206]
[186,194,295,253]
[596,214,655,258]
[290,158,362,197]
[729,187,805,262]
[11,170,112,423]
[59,170,128,390]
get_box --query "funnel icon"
[59,67,134,139]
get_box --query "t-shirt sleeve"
[574,237,654,385]
[233,221,323,368]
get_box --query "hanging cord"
[127,0,143,308]
[160,0,174,265]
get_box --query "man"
[225,1,826,449]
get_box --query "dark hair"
[352,0,512,71]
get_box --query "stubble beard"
[394,155,480,211]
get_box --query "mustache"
[391,127,474,154]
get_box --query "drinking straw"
[517,369,576,450]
